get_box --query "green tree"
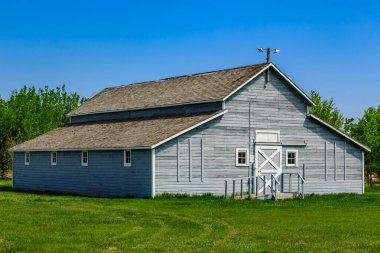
[0,85,84,177]
[309,90,344,129]
[350,106,380,185]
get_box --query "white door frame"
[254,145,282,193]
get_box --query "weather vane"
[257,48,280,63]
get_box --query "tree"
[0,85,85,178]
[350,106,380,185]
[309,90,344,129]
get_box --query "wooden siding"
[13,150,152,197]
[155,69,364,195]
[71,102,223,123]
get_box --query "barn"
[10,62,370,198]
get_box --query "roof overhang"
[308,114,371,152]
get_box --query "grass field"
[0,180,379,253]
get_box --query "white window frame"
[25,152,30,166]
[235,148,249,167]
[286,150,298,167]
[51,151,57,166]
[82,151,88,166]
[255,130,281,143]
[124,150,131,167]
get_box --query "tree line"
[0,85,85,177]
[0,86,378,183]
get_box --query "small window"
[25,152,30,166]
[286,150,298,167]
[124,150,131,167]
[236,148,249,166]
[256,130,281,143]
[82,151,88,166]
[51,151,57,165]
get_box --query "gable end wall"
[154,70,364,195]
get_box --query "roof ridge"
[105,62,268,90]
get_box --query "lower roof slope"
[10,110,226,151]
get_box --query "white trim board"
[151,110,228,149]
[308,114,371,152]
[13,111,227,152]
[222,63,315,106]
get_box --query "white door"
[254,145,282,194]
[255,145,282,177]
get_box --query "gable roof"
[308,114,371,152]
[10,110,227,152]
[68,63,314,116]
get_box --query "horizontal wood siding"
[155,69,364,195]
[71,102,223,123]
[13,150,152,197]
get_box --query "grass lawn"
[0,180,379,253]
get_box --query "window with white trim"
[236,148,249,166]
[124,150,131,167]
[286,150,298,167]
[25,152,30,166]
[82,151,88,166]
[51,151,57,165]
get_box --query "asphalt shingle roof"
[10,110,226,151]
[69,63,269,116]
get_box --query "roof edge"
[223,63,316,106]
[307,114,371,152]
[151,109,228,149]
[9,146,152,152]
[67,99,223,117]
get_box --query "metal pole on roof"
[266,48,271,63]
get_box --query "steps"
[233,192,297,200]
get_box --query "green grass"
[0,180,379,253]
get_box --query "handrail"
[280,172,305,199]
[224,171,305,200]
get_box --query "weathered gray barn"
[10,63,370,198]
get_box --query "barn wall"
[155,69,364,195]
[71,101,223,123]
[13,150,152,197]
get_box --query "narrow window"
[286,150,298,167]
[82,151,88,166]
[124,150,131,167]
[236,148,249,166]
[25,152,30,166]
[51,151,57,165]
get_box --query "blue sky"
[0,0,379,119]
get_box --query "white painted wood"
[177,138,180,182]
[344,142,346,180]
[255,130,280,143]
[362,152,365,194]
[325,142,327,181]
[334,142,337,181]
[124,150,131,167]
[51,151,57,166]
[201,138,204,182]
[189,138,192,182]
[25,152,30,166]
[235,148,249,166]
[152,148,155,197]
[81,151,88,166]
[285,150,298,167]
[255,145,282,175]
